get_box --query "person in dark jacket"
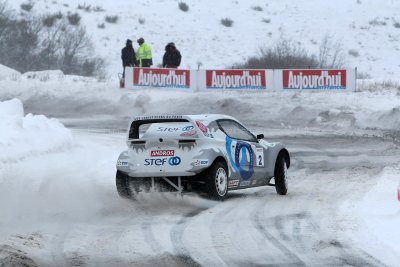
[162,42,182,68]
[121,39,136,77]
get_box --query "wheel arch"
[212,155,228,166]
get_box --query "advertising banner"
[281,69,349,90]
[205,69,267,90]
[124,67,356,91]
[126,67,191,89]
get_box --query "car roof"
[132,114,238,125]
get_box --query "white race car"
[116,114,290,200]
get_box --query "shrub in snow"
[77,3,92,12]
[233,39,317,69]
[348,49,359,57]
[20,2,34,12]
[138,18,145,24]
[394,22,400,29]
[54,11,63,19]
[67,12,81,26]
[262,18,271,23]
[356,72,371,79]
[252,6,263,11]
[105,15,119,23]
[221,18,233,27]
[178,2,189,12]
[42,13,58,27]
[97,23,105,29]
[369,18,387,26]
[233,36,345,69]
[93,6,105,12]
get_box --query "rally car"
[116,114,290,200]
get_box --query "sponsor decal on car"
[157,127,180,132]
[196,120,214,138]
[206,70,267,90]
[151,150,174,157]
[282,70,347,90]
[193,159,209,166]
[226,136,254,180]
[256,148,264,167]
[180,129,197,137]
[144,158,167,166]
[117,160,128,167]
[133,68,190,88]
[240,181,251,187]
[252,179,257,185]
[182,125,194,131]
[168,156,181,166]
[144,156,181,166]
[157,125,193,133]
[228,180,239,188]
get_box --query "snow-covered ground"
[0,71,399,266]
[5,0,400,79]
[1,0,400,265]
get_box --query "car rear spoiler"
[128,115,194,139]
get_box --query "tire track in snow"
[50,226,73,267]
[251,198,306,266]
[259,189,386,266]
[169,208,207,267]
[208,201,238,267]
[208,193,304,266]
[141,218,163,254]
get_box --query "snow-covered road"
[1,125,398,266]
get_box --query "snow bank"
[0,99,73,162]
[1,75,400,135]
[341,166,400,264]
[21,70,64,82]
[0,64,21,81]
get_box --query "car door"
[217,119,265,188]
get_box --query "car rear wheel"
[116,170,136,199]
[205,161,228,201]
[274,153,288,195]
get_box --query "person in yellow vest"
[136,38,153,67]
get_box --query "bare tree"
[0,1,104,76]
[318,34,346,68]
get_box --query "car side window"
[217,119,257,142]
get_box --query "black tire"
[274,153,288,195]
[116,170,134,199]
[204,161,229,201]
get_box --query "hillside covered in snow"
[4,0,400,79]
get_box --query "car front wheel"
[274,153,288,195]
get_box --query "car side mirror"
[256,134,264,140]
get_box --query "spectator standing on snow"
[121,39,136,77]
[136,38,153,67]
[162,42,182,68]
